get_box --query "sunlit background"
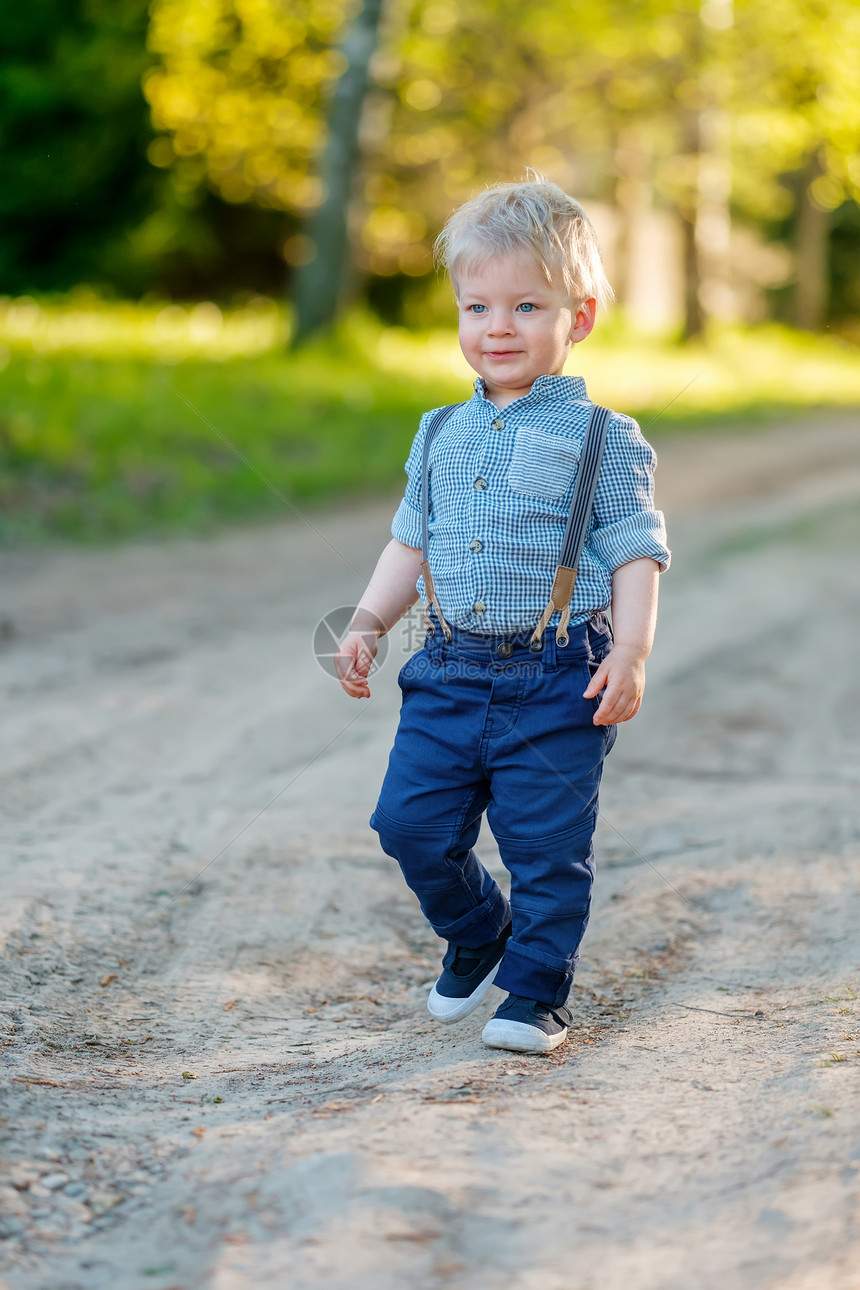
[1,0,858,541]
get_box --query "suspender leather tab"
[549,565,578,608]
[531,566,578,645]
[420,560,448,639]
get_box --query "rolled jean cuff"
[494,941,574,1009]
[436,888,511,946]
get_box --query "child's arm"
[335,538,424,698]
[583,556,659,726]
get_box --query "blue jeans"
[370,613,617,1008]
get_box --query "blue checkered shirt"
[390,374,670,635]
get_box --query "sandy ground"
[1,412,859,1290]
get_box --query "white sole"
[481,1018,569,1053]
[427,963,501,1023]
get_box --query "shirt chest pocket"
[506,428,580,500]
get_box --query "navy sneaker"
[481,993,573,1053]
[427,924,512,1023]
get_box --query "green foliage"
[0,305,458,542]
[0,1,159,294]
[142,0,860,284]
[730,0,860,218]
[0,1,290,299]
[342,0,702,278]
[1,295,857,545]
[144,0,351,212]
[830,201,860,320]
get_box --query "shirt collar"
[473,373,588,406]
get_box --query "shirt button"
[474,477,487,490]
[469,539,483,553]
[491,417,505,431]
[473,601,486,615]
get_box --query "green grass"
[0,292,857,544]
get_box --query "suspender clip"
[421,560,453,642]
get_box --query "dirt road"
[1,413,859,1290]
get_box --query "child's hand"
[582,645,646,726]
[335,630,379,699]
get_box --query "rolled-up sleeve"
[590,415,671,572]
[390,414,428,550]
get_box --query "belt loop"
[593,609,613,643]
[542,629,559,674]
[586,611,610,666]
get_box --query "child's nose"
[486,309,515,335]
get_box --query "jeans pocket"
[584,656,604,711]
[397,657,414,690]
[398,648,428,691]
[506,428,580,500]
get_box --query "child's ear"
[570,298,597,344]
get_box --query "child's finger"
[339,668,371,698]
[592,674,626,719]
[335,642,365,681]
[333,640,375,697]
[333,650,354,684]
[593,696,617,724]
[594,685,640,725]
[596,700,625,725]
[582,664,608,699]
[354,649,375,679]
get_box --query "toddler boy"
[335,178,670,1054]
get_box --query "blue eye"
[518,302,536,312]
[469,304,487,314]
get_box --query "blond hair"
[434,174,614,311]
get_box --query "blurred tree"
[145,0,364,314]
[292,0,386,344]
[352,0,556,297]
[829,200,860,324]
